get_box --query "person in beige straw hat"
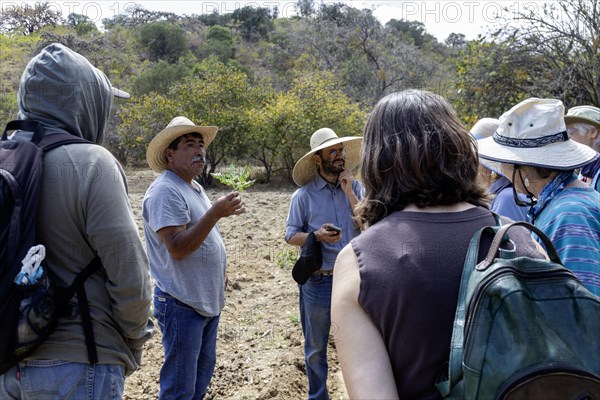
[142,116,245,399]
[479,98,600,296]
[564,105,600,191]
[285,127,363,400]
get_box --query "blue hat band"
[492,130,569,148]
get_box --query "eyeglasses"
[327,148,346,158]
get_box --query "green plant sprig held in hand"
[210,164,256,192]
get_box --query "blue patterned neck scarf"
[530,171,577,222]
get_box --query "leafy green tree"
[117,95,178,166]
[295,0,316,18]
[385,19,437,48]
[198,10,233,27]
[445,33,466,49]
[247,71,366,181]
[132,60,191,95]
[103,5,178,29]
[66,13,98,36]
[0,2,62,35]
[118,57,268,181]
[138,22,188,62]
[232,6,275,41]
[201,26,234,62]
[452,39,537,126]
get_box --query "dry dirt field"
[122,169,348,400]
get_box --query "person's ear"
[164,148,174,164]
[311,153,321,168]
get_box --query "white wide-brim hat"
[564,105,600,129]
[292,128,362,186]
[470,117,502,175]
[478,98,599,170]
[146,116,218,173]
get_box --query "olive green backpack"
[436,219,600,399]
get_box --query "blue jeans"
[154,287,220,400]
[299,274,333,400]
[0,361,124,399]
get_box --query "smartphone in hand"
[325,224,342,234]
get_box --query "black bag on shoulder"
[436,217,600,399]
[0,120,101,375]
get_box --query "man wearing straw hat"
[285,127,363,400]
[564,105,600,191]
[142,116,245,399]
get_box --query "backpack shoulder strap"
[56,256,102,364]
[39,133,90,152]
[436,211,503,396]
[477,221,562,271]
[2,120,44,142]
[2,120,90,150]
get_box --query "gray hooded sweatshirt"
[17,43,153,375]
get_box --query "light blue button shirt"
[285,174,363,269]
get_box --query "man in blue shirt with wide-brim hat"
[285,127,363,400]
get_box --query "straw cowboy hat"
[470,117,502,175]
[292,128,362,186]
[146,116,218,173]
[564,105,600,129]
[478,98,598,170]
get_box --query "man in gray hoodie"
[0,43,153,399]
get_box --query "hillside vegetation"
[1,0,598,184]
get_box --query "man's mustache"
[192,156,206,164]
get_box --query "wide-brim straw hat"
[470,117,503,175]
[292,128,362,186]
[478,98,599,171]
[564,105,600,129]
[146,116,218,173]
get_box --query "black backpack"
[0,120,101,374]
[436,217,600,399]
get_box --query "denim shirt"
[285,174,363,269]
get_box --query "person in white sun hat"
[478,98,600,296]
[142,116,245,399]
[564,105,600,191]
[285,127,363,400]
[470,117,529,222]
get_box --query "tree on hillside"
[0,2,62,35]
[132,60,192,95]
[445,33,466,49]
[118,57,268,181]
[139,22,188,62]
[247,71,366,181]
[102,5,179,29]
[198,10,233,27]
[452,37,541,126]
[66,13,98,36]
[200,25,234,62]
[296,6,438,105]
[296,0,316,18]
[386,19,437,48]
[232,6,276,41]
[509,0,600,106]
[117,95,179,165]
